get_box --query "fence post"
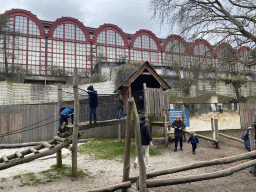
[164,113,168,146]
[56,83,62,167]
[122,98,133,182]
[249,127,256,176]
[214,118,220,148]
[72,68,79,178]
[182,105,187,142]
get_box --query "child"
[57,107,74,137]
[188,132,199,154]
[241,126,256,173]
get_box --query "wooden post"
[211,117,214,138]
[56,83,62,167]
[143,83,148,117]
[214,118,220,148]
[249,127,256,176]
[182,105,187,142]
[132,98,147,192]
[164,113,168,146]
[118,124,122,142]
[128,86,132,98]
[122,99,133,182]
[72,68,79,178]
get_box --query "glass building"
[0,9,255,76]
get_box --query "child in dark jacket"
[188,132,199,154]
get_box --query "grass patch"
[78,138,162,160]
[13,175,21,180]
[196,131,213,137]
[12,164,91,187]
[1,178,6,182]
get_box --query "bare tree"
[151,0,256,66]
[0,14,19,77]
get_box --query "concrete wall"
[0,81,115,105]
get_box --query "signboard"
[170,109,190,127]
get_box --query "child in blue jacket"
[188,132,199,154]
[57,107,74,137]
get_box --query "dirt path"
[0,132,256,192]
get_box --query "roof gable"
[116,61,171,91]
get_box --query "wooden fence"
[0,94,125,144]
[240,109,256,129]
[147,88,168,118]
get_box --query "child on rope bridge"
[57,107,74,137]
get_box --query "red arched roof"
[130,29,161,52]
[238,46,250,53]
[92,24,129,48]
[215,43,233,59]
[48,17,90,42]
[192,39,215,58]
[5,9,46,38]
[163,34,191,55]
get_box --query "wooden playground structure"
[0,67,256,191]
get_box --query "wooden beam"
[66,118,126,131]
[0,139,56,164]
[0,142,42,149]
[72,67,79,178]
[56,83,63,167]
[15,151,24,158]
[0,139,71,171]
[132,97,147,192]
[145,159,256,188]
[249,127,256,176]
[129,150,256,183]
[87,181,131,192]
[219,133,244,143]
[28,147,39,154]
[2,155,9,163]
[54,136,69,143]
[41,142,54,149]
[123,99,133,182]
[184,130,219,144]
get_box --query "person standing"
[171,115,186,151]
[134,115,153,168]
[87,85,98,124]
[137,96,144,114]
[57,107,74,137]
[241,126,256,173]
[188,132,199,154]
[115,90,124,119]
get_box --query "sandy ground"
[0,131,256,192]
[188,112,241,131]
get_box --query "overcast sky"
[0,0,172,39]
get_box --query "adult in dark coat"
[87,85,98,124]
[134,116,153,168]
[241,126,256,173]
[171,116,186,151]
